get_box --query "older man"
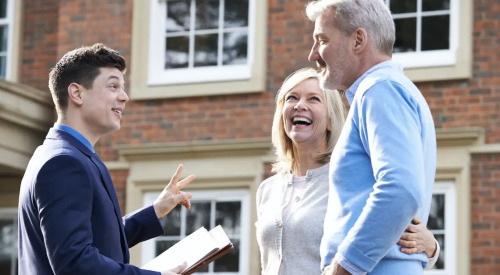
[306,1,436,275]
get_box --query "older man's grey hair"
[306,0,395,56]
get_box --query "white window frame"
[387,0,459,69]
[141,189,250,275]
[147,0,256,86]
[0,0,14,79]
[425,181,456,275]
[0,208,18,275]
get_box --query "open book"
[142,225,234,274]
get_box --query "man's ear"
[68,83,83,106]
[352,28,368,55]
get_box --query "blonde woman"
[255,68,440,275]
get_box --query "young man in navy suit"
[18,43,193,275]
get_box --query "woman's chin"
[289,133,313,144]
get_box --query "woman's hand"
[398,216,437,258]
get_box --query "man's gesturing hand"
[161,262,187,275]
[153,164,195,218]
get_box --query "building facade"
[0,0,498,274]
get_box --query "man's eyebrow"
[107,75,125,86]
[314,32,326,39]
[107,75,120,81]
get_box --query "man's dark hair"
[48,43,126,115]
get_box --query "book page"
[209,225,232,249]
[142,227,218,272]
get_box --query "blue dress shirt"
[53,123,95,153]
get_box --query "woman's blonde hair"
[271,67,346,174]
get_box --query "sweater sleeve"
[425,240,441,270]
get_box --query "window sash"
[0,208,18,275]
[148,0,255,85]
[142,190,250,275]
[0,0,12,79]
[387,0,459,69]
[425,182,456,275]
[164,0,249,69]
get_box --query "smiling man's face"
[80,67,129,136]
[308,8,356,91]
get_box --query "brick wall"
[21,0,59,91]
[417,0,500,144]
[471,153,500,274]
[92,0,316,161]
[109,169,129,214]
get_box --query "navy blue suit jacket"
[18,128,164,275]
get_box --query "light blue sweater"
[320,61,437,274]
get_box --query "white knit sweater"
[256,164,330,275]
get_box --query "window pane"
[160,204,181,236]
[428,194,445,230]
[431,234,445,270]
[224,0,249,28]
[0,0,6,18]
[167,0,191,32]
[421,15,450,51]
[223,31,247,65]
[194,34,218,67]
[0,56,6,78]
[0,25,8,52]
[155,240,179,256]
[393,18,416,53]
[165,36,189,69]
[195,0,219,30]
[216,201,241,235]
[0,220,14,275]
[390,0,416,14]
[0,255,10,275]
[186,201,211,235]
[214,239,239,272]
[422,0,450,11]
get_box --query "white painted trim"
[469,143,500,154]
[141,190,250,275]
[3,0,13,80]
[104,161,130,170]
[425,181,457,275]
[390,0,459,69]
[0,207,17,275]
[0,208,17,217]
[147,0,255,86]
[148,65,251,86]
[394,50,455,68]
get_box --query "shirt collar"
[345,60,403,104]
[53,122,95,153]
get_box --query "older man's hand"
[322,260,352,275]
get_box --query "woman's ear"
[326,117,333,131]
[67,83,83,106]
